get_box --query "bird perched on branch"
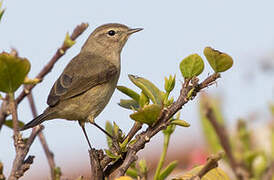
[21,23,143,149]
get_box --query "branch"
[27,91,56,179]
[115,73,221,177]
[204,103,250,180]
[190,152,224,180]
[9,115,43,180]
[89,149,104,180]
[0,22,89,130]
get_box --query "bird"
[21,23,143,149]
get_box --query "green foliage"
[54,167,62,180]
[128,74,163,105]
[199,94,225,153]
[162,124,176,136]
[126,167,138,178]
[0,1,5,22]
[250,152,268,178]
[63,32,75,48]
[174,167,231,180]
[130,104,161,126]
[139,91,149,108]
[105,149,120,160]
[171,119,190,127]
[180,54,204,79]
[117,86,140,102]
[118,99,139,110]
[105,121,113,148]
[4,119,25,129]
[204,47,233,73]
[0,52,30,93]
[164,75,176,93]
[138,159,148,176]
[158,161,178,180]
[105,121,126,152]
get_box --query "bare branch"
[27,92,56,179]
[204,103,250,180]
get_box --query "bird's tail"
[20,113,48,131]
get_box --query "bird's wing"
[47,53,118,107]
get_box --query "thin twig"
[114,73,221,177]
[190,152,224,180]
[0,22,89,130]
[204,103,250,180]
[8,92,43,179]
[124,122,142,142]
[27,91,56,179]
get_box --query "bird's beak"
[127,28,143,35]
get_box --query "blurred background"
[0,0,273,179]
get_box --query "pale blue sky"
[0,0,273,179]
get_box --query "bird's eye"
[107,30,116,36]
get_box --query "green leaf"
[118,99,139,110]
[117,86,140,102]
[4,119,25,129]
[176,166,231,180]
[139,91,149,108]
[204,47,233,72]
[251,153,267,178]
[164,75,176,93]
[105,149,120,160]
[63,32,75,48]
[126,168,138,178]
[128,75,163,105]
[171,120,190,127]
[105,121,113,148]
[159,160,178,180]
[138,159,148,175]
[130,104,161,126]
[119,137,129,152]
[180,54,204,79]
[163,124,176,136]
[0,52,31,93]
[54,167,62,180]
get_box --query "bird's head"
[82,23,143,56]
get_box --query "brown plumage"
[21,23,142,148]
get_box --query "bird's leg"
[78,121,92,149]
[88,115,113,139]
[88,115,121,153]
